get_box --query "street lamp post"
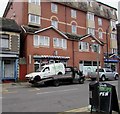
[106,25,110,67]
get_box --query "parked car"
[88,68,119,81]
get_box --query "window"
[87,12,94,21]
[28,0,40,5]
[91,44,100,53]
[87,28,95,36]
[110,20,116,29]
[98,30,103,39]
[98,18,102,26]
[112,48,117,54]
[79,42,89,51]
[39,36,49,46]
[0,34,9,49]
[111,33,116,39]
[51,3,57,13]
[99,5,103,11]
[53,38,67,49]
[33,35,49,47]
[51,20,58,29]
[34,35,39,46]
[71,9,76,18]
[72,24,77,34]
[29,14,40,24]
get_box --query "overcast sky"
[0,0,119,17]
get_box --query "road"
[2,80,119,112]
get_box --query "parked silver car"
[88,68,119,81]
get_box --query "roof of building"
[0,17,21,33]
[3,0,117,20]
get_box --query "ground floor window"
[34,59,67,72]
[79,60,100,76]
[1,59,18,81]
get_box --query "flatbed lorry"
[26,65,85,86]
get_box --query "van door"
[42,67,51,78]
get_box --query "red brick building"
[3,0,118,80]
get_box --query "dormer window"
[99,5,103,11]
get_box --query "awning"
[33,55,70,60]
[104,59,119,63]
[0,54,18,58]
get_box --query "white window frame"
[34,35,39,47]
[87,28,95,36]
[0,34,10,49]
[98,18,102,26]
[98,30,103,39]
[71,9,76,18]
[39,36,49,47]
[72,24,77,34]
[33,35,50,47]
[110,20,116,29]
[100,5,103,11]
[111,33,116,39]
[91,44,100,53]
[87,12,94,21]
[53,38,67,49]
[29,14,40,24]
[79,42,89,52]
[112,48,117,54]
[51,3,58,13]
[51,20,58,29]
[28,0,40,5]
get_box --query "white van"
[25,63,65,83]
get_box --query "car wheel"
[53,80,60,87]
[114,74,119,80]
[79,78,84,84]
[101,75,106,81]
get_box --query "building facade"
[3,0,118,79]
[0,17,21,81]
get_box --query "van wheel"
[79,78,84,84]
[115,74,119,80]
[101,75,106,81]
[58,72,62,75]
[53,80,60,87]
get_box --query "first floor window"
[33,35,49,47]
[0,34,9,49]
[29,14,40,24]
[79,42,89,51]
[91,44,100,53]
[53,38,67,49]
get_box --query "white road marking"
[37,88,78,95]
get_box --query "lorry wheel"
[114,74,119,80]
[53,80,60,87]
[79,78,84,84]
[101,75,106,81]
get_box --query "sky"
[0,0,120,17]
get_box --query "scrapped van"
[25,63,65,83]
